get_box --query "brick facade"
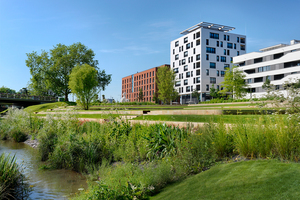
[121,64,170,102]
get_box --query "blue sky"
[1,0,300,100]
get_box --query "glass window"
[221,56,226,62]
[175,41,179,47]
[210,32,219,39]
[196,62,200,68]
[175,81,181,87]
[227,35,230,41]
[184,51,188,57]
[221,71,225,77]
[186,86,190,92]
[217,70,219,76]
[217,41,219,47]
[196,32,200,38]
[196,54,200,61]
[182,59,186,64]
[241,45,245,50]
[210,77,216,84]
[234,43,236,49]
[224,49,226,55]
[186,72,191,78]
[206,69,209,76]
[206,47,216,54]
[206,54,209,60]
[206,39,209,45]
[227,43,233,49]
[196,69,200,75]
[217,56,219,62]
[186,43,190,49]
[196,39,200,46]
[184,65,188,71]
[224,35,226,40]
[173,68,179,73]
[220,41,223,47]
[175,54,179,60]
[237,37,240,43]
[210,62,216,69]
[184,37,188,43]
[184,79,188,85]
[206,84,209,91]
[196,77,200,83]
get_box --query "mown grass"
[23,102,68,113]
[132,114,278,123]
[152,160,300,200]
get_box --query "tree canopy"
[219,66,248,99]
[69,64,99,110]
[26,42,111,101]
[156,66,178,104]
[0,86,16,94]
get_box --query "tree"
[152,92,159,104]
[219,66,247,99]
[192,89,200,103]
[0,86,16,94]
[69,64,99,110]
[209,84,219,99]
[156,66,178,104]
[262,78,274,98]
[138,88,144,102]
[26,42,111,101]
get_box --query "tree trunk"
[65,91,69,102]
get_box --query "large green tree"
[26,42,111,101]
[219,66,247,99]
[156,66,178,104]
[69,64,99,110]
[138,88,144,102]
[0,86,16,94]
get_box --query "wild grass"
[0,153,31,199]
[1,107,300,199]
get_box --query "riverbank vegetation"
[0,153,31,199]
[0,107,300,199]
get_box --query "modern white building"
[233,40,300,98]
[170,22,246,103]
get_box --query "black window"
[241,37,245,43]
[221,71,225,77]
[206,39,209,45]
[227,35,230,41]
[196,77,200,83]
[206,54,209,60]
[196,32,200,38]
[206,85,209,91]
[175,41,179,47]
[184,51,188,57]
[254,77,263,83]
[274,74,284,80]
[234,43,236,49]
[217,41,219,47]
[206,69,209,76]
[184,37,188,43]
[217,55,219,62]
[196,62,200,68]
[237,37,239,43]
[196,69,200,76]
[224,35,226,40]
[196,54,200,61]
[217,70,219,76]
[274,53,284,59]
[175,81,181,87]
[182,59,186,64]
[186,43,190,49]
[196,85,200,91]
[220,41,223,47]
[173,68,179,73]
[184,79,188,85]
[196,39,200,46]
[186,72,190,78]
[254,57,263,63]
[186,86,190,92]
[175,54,179,60]
[241,45,245,50]
[184,65,188,71]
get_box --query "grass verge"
[23,102,68,113]
[152,160,300,200]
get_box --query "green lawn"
[132,114,272,123]
[24,102,68,113]
[152,160,300,200]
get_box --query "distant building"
[233,40,300,98]
[121,64,170,102]
[170,22,246,103]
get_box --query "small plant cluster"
[0,153,31,199]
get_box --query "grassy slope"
[152,160,300,200]
[23,102,67,113]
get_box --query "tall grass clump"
[0,153,31,199]
[0,108,30,142]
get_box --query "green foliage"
[0,153,31,199]
[156,66,178,104]
[69,64,99,110]
[219,65,248,99]
[209,84,220,99]
[0,86,16,94]
[26,42,101,101]
[138,88,144,102]
[191,89,200,102]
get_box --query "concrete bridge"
[0,93,57,109]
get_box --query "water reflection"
[0,140,87,200]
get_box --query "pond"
[0,140,88,200]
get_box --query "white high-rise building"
[233,40,300,98]
[170,22,246,103]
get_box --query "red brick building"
[121,64,170,102]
